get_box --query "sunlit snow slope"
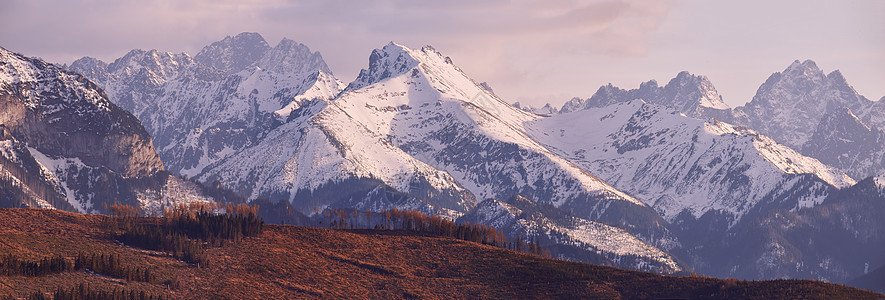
[526,100,854,225]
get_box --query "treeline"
[0,252,154,283]
[0,254,69,277]
[189,179,247,204]
[75,252,155,282]
[508,235,547,257]
[111,203,264,266]
[25,283,167,300]
[117,226,206,265]
[381,208,506,247]
[165,203,263,242]
[0,153,75,211]
[324,208,549,256]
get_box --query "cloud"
[1,0,670,60]
[9,0,788,108]
[255,0,669,53]
[5,0,881,107]
[249,0,673,95]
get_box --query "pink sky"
[2,0,882,108]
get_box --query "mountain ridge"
[58,35,885,290]
[68,33,344,177]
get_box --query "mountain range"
[1,32,882,291]
[67,35,680,272]
[516,59,885,283]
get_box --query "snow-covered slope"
[197,97,475,215]
[526,100,854,225]
[196,42,678,249]
[460,196,682,273]
[559,71,732,120]
[71,37,650,223]
[334,43,639,207]
[68,32,344,176]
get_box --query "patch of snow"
[26,147,91,213]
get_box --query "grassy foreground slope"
[0,208,880,299]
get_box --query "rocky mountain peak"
[254,38,332,75]
[558,97,587,114]
[68,57,109,83]
[827,69,848,85]
[662,71,729,111]
[194,32,271,75]
[734,59,871,148]
[558,71,728,118]
[638,79,659,90]
[105,49,192,80]
[784,59,822,76]
[346,42,422,91]
[512,102,559,115]
[672,70,694,81]
[756,59,826,97]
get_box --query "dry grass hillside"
[0,208,880,299]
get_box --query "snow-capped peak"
[733,59,872,149]
[0,45,111,111]
[67,35,344,177]
[785,59,820,75]
[666,71,729,110]
[513,102,559,115]
[558,71,729,118]
[67,57,109,83]
[110,49,192,84]
[0,46,39,84]
[194,32,271,75]
[345,42,422,91]
[330,42,644,211]
[254,38,333,75]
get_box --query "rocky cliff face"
[1,46,163,178]
[0,45,219,214]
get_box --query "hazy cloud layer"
[1,0,882,107]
